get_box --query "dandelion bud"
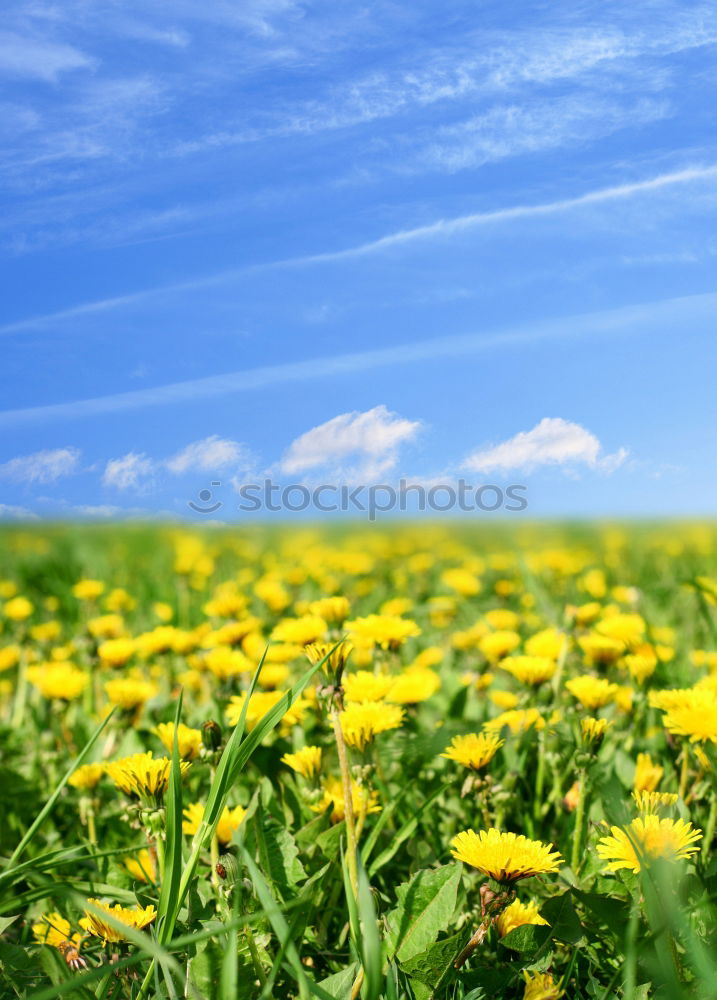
[202,719,223,751]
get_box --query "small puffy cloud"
[463,417,628,474]
[166,436,253,474]
[280,405,422,480]
[102,452,154,491]
[0,446,80,484]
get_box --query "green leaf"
[316,964,359,1000]
[498,922,552,956]
[157,691,184,944]
[246,803,306,898]
[399,931,464,987]
[385,863,461,962]
[541,890,584,944]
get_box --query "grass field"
[2,521,717,1000]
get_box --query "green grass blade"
[157,690,184,944]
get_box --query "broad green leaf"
[316,963,359,1000]
[498,922,552,956]
[399,931,464,987]
[385,863,461,962]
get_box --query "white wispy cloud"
[0,288,714,429]
[166,435,254,474]
[0,31,94,81]
[3,162,716,336]
[463,417,628,474]
[102,452,154,490]
[280,405,421,480]
[0,446,80,483]
[0,503,39,520]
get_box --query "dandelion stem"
[704,794,717,855]
[571,770,587,876]
[678,747,690,801]
[10,646,28,729]
[331,705,359,898]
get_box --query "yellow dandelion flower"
[30,621,61,643]
[500,655,556,686]
[565,675,618,710]
[0,645,20,672]
[496,899,549,938]
[339,701,404,751]
[663,699,717,744]
[633,790,679,814]
[479,630,521,662]
[69,762,105,790]
[581,717,611,743]
[281,745,323,778]
[441,568,481,596]
[225,690,311,730]
[104,677,158,710]
[182,801,246,844]
[451,828,562,883]
[387,668,441,704]
[484,609,520,630]
[4,596,34,621]
[73,579,105,601]
[98,638,135,667]
[155,722,203,760]
[484,708,545,735]
[80,899,156,943]
[490,689,519,710]
[272,615,327,645]
[525,628,565,660]
[27,662,88,701]
[633,752,664,792]
[313,775,380,823]
[523,971,562,1000]
[304,641,353,676]
[124,848,157,883]
[32,912,81,950]
[105,752,190,801]
[596,815,702,873]
[440,732,504,770]
[308,596,350,623]
[578,634,626,665]
[345,614,421,651]
[343,671,394,703]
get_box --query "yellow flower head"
[525,628,565,660]
[339,700,405,751]
[272,615,327,645]
[345,614,421,651]
[500,655,556,686]
[30,621,61,643]
[155,722,203,760]
[73,579,105,601]
[308,596,350,623]
[663,698,717,744]
[105,677,158,710]
[440,732,504,771]
[225,690,310,730]
[27,662,88,701]
[313,775,380,823]
[490,689,519,710]
[343,671,394,703]
[98,638,136,667]
[597,815,702,873]
[581,717,611,744]
[441,568,481,596]
[595,612,645,647]
[484,708,545,735]
[387,668,441,704]
[578,634,626,665]
[565,675,618,710]
[523,971,563,1000]
[0,645,20,672]
[4,596,34,621]
[451,828,562,883]
[634,752,664,792]
[496,898,549,938]
[80,899,156,943]
[182,801,246,844]
[304,640,353,678]
[633,790,679,814]
[32,912,80,950]
[124,848,157,883]
[479,630,521,662]
[69,762,105,790]
[105,752,190,802]
[281,745,323,778]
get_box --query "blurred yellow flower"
[496,899,548,938]
[155,722,203,759]
[339,701,404,751]
[565,675,618,709]
[440,732,504,770]
[4,596,33,621]
[182,801,246,844]
[105,752,189,801]
[69,762,105,790]
[597,815,702,873]
[281,745,323,778]
[313,775,380,823]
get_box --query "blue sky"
[1,0,716,521]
